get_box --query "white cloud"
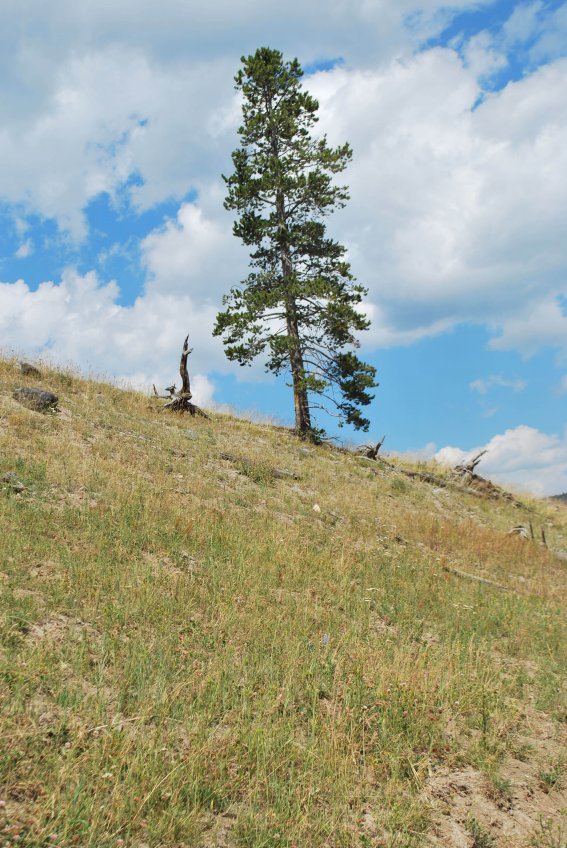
[0,0,565,375]
[469,375,527,395]
[502,0,567,65]
[0,0,494,239]
[308,52,567,356]
[462,2,567,86]
[463,30,508,80]
[435,425,567,496]
[529,3,567,64]
[0,48,234,238]
[489,295,567,361]
[0,0,489,76]
[2,5,496,224]
[0,269,226,403]
[140,200,247,299]
[14,218,29,236]
[502,1,545,46]
[15,239,33,258]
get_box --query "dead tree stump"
[153,335,210,418]
[359,435,386,460]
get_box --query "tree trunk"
[276,191,312,436]
[286,298,311,436]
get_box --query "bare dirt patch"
[25,614,99,645]
[425,711,567,846]
[198,811,238,848]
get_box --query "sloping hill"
[1,357,566,848]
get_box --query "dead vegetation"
[152,335,210,418]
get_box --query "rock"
[13,387,58,412]
[19,361,41,377]
[312,503,321,513]
[1,472,25,493]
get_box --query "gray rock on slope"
[1,472,26,493]
[19,361,42,377]
[13,387,58,412]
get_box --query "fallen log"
[361,455,533,509]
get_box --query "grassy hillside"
[1,357,566,848]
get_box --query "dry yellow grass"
[0,356,566,848]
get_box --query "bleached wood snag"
[359,435,386,460]
[153,335,210,418]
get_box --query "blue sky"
[1,0,566,494]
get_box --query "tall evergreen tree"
[214,47,377,438]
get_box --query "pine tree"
[214,47,377,438]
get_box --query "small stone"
[1,472,25,493]
[312,503,321,513]
[19,361,41,377]
[13,387,58,412]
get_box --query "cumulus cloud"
[0,0,493,238]
[463,30,509,80]
[1,0,566,381]
[502,1,545,46]
[0,0,489,77]
[141,200,247,299]
[503,0,567,65]
[202,23,567,363]
[0,269,224,404]
[0,48,234,237]
[489,294,567,362]
[435,425,567,496]
[308,51,567,356]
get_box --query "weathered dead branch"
[442,565,512,593]
[358,435,386,460]
[508,524,531,540]
[361,452,533,510]
[448,451,533,507]
[154,335,210,418]
[454,450,488,477]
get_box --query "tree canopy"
[214,47,377,437]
